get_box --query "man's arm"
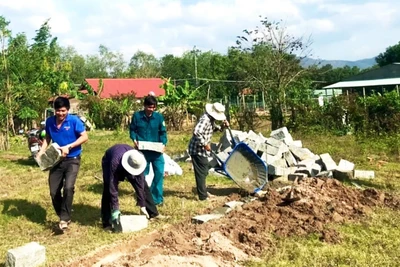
[128,173,146,208]
[158,114,167,145]
[129,113,138,148]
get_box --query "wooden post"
[363,87,366,99]
[397,85,399,96]
[262,90,266,110]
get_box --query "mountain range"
[301,57,376,69]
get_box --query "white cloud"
[1,0,400,61]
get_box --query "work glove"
[111,209,121,222]
[140,207,150,219]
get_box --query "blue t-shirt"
[45,114,85,158]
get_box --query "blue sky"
[1,0,399,61]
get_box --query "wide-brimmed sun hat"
[205,102,226,121]
[121,149,147,175]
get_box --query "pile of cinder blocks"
[212,127,375,182]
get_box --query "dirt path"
[62,178,400,267]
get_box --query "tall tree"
[376,41,400,67]
[128,50,160,78]
[235,17,313,129]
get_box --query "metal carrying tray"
[212,128,268,193]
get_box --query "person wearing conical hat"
[101,144,167,231]
[188,103,229,201]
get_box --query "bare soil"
[62,178,400,267]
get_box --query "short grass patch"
[0,128,400,266]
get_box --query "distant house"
[323,63,400,97]
[81,78,166,99]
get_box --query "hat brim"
[121,150,147,175]
[205,103,226,121]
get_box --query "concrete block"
[266,137,282,148]
[247,130,262,142]
[291,140,303,147]
[219,129,246,151]
[192,214,224,224]
[333,169,354,181]
[338,159,355,171]
[270,127,294,145]
[216,151,230,163]
[263,153,280,165]
[210,143,219,152]
[295,167,311,177]
[211,207,232,215]
[257,142,268,153]
[6,242,45,267]
[311,163,322,177]
[289,145,315,161]
[137,141,164,153]
[284,151,297,167]
[288,173,307,181]
[119,215,148,233]
[266,144,280,156]
[224,201,244,209]
[36,143,62,171]
[245,139,259,152]
[316,171,333,178]
[320,153,337,171]
[258,132,267,142]
[354,170,375,179]
[277,142,290,155]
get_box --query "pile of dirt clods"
[90,178,400,267]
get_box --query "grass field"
[0,127,400,266]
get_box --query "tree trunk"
[270,103,284,130]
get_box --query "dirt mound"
[80,178,400,267]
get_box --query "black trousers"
[191,155,210,200]
[101,179,159,228]
[48,157,81,221]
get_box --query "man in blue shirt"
[37,97,88,231]
[129,95,167,206]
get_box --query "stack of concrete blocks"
[215,126,368,182]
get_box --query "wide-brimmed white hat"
[205,103,226,121]
[121,149,147,175]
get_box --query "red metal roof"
[84,78,166,98]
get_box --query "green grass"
[1,128,400,266]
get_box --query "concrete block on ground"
[209,168,225,177]
[288,173,307,181]
[277,142,290,155]
[311,163,322,177]
[119,215,148,233]
[224,201,245,209]
[320,153,337,171]
[266,137,283,148]
[245,139,260,153]
[338,159,355,171]
[316,171,333,178]
[137,141,164,153]
[295,167,311,177]
[216,151,230,163]
[211,207,232,215]
[6,242,45,267]
[333,169,354,181]
[289,145,315,161]
[247,130,263,143]
[291,140,303,147]
[219,129,246,151]
[210,143,219,152]
[192,214,224,224]
[270,127,294,145]
[284,151,297,167]
[257,142,268,154]
[266,144,280,156]
[354,170,375,179]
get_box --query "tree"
[128,51,161,78]
[235,17,313,130]
[0,15,12,149]
[376,41,400,67]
